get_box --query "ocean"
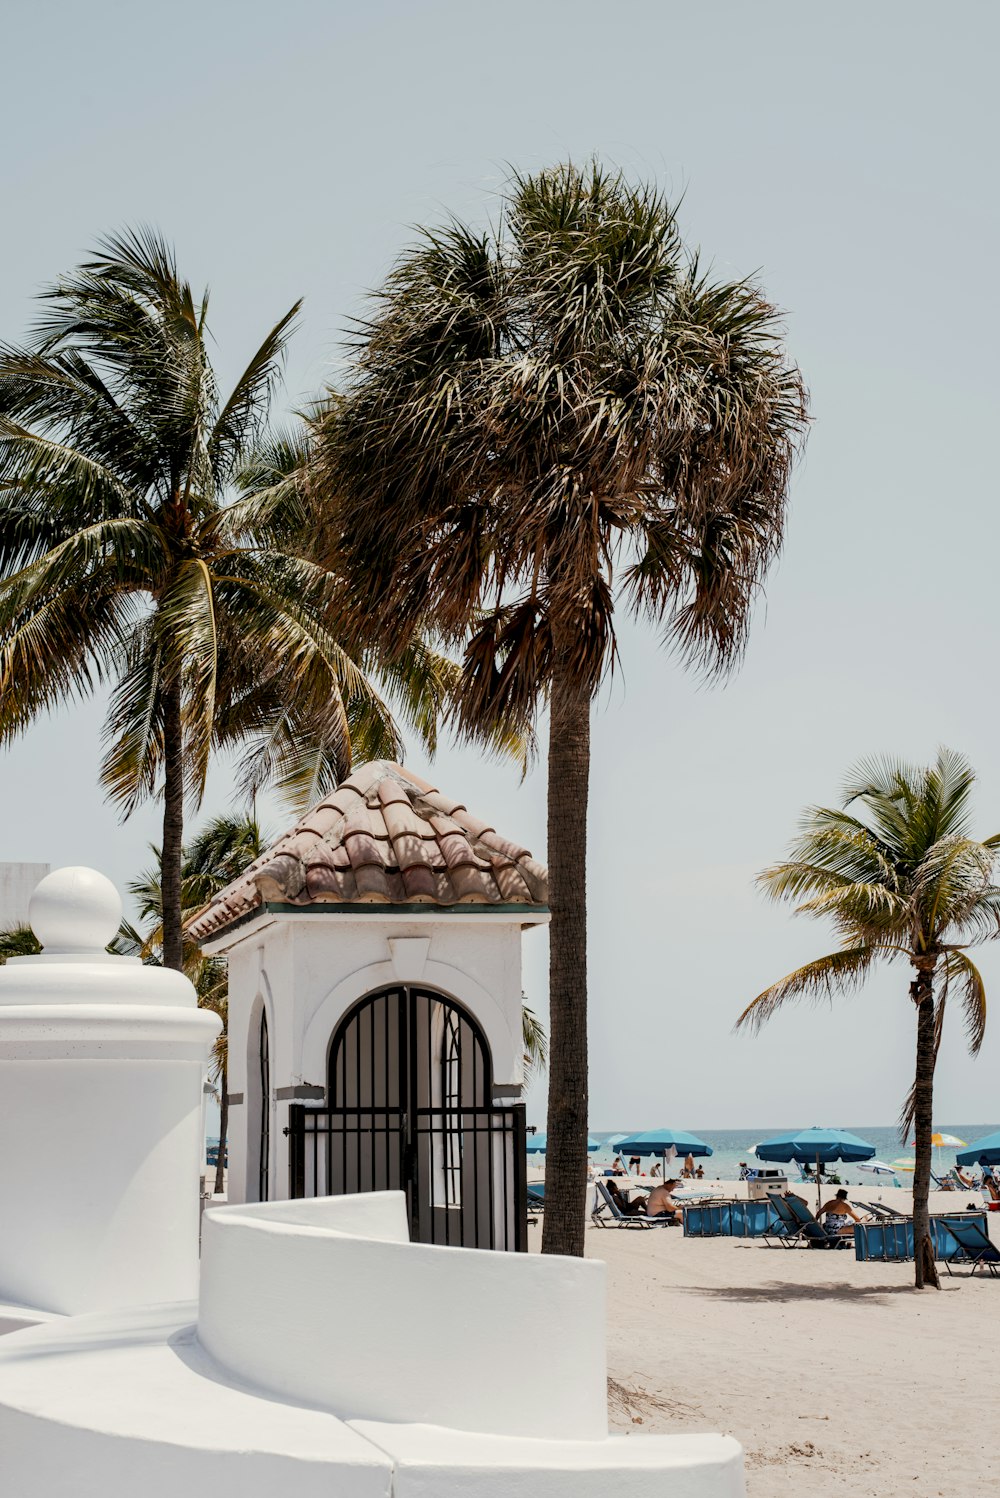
[586,1124,1000,1185]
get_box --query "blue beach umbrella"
[526,1132,600,1154]
[956,1131,1000,1168]
[613,1128,713,1161]
[755,1126,876,1210]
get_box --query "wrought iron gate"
[287,986,527,1250]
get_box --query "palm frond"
[942,949,988,1055]
[736,945,878,1034]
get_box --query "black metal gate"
[287,986,527,1251]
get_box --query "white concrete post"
[0,867,221,1316]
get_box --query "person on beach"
[612,1158,627,1176]
[681,1153,695,1178]
[650,1161,662,1177]
[644,1178,683,1222]
[738,1162,750,1180]
[817,1188,863,1235]
[695,1165,705,1179]
[606,1180,646,1217]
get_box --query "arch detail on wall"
[301,958,518,1092]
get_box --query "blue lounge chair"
[527,1183,545,1223]
[591,1180,675,1229]
[941,1217,1000,1276]
[761,1193,801,1248]
[855,1199,908,1222]
[766,1191,851,1249]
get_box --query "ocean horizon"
[578,1124,1000,1184]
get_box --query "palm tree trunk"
[540,642,591,1258]
[910,963,939,1289]
[214,1068,228,1196]
[161,676,186,972]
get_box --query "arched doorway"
[288,986,526,1250]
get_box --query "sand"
[532,1181,999,1496]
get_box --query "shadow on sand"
[676,1278,958,1304]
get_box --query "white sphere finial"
[29,866,122,954]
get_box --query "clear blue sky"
[2,1,998,1129]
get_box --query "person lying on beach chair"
[817,1188,865,1236]
[592,1180,671,1229]
[644,1178,684,1223]
[606,1179,647,1216]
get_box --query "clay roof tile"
[185,759,547,940]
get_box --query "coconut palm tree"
[131,812,269,1194]
[737,748,999,1289]
[0,231,439,973]
[522,1000,548,1081]
[314,161,808,1253]
[0,926,40,962]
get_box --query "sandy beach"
[531,1180,999,1496]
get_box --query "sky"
[1,1,999,1131]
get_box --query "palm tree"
[131,812,268,1195]
[0,926,40,962]
[737,748,998,1289]
[522,1000,548,1081]
[0,231,431,972]
[314,161,808,1254]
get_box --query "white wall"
[0,906,220,1315]
[198,1194,607,1440]
[217,911,542,1204]
[0,864,49,930]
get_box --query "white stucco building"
[0,855,745,1495]
[190,761,549,1249]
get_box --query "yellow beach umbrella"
[890,1158,915,1172]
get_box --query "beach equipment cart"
[754,1127,876,1211]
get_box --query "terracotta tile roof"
[186,761,548,943]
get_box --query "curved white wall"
[198,1194,607,1440]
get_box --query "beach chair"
[762,1193,802,1248]
[940,1217,1000,1277]
[855,1200,908,1222]
[527,1183,545,1223]
[591,1180,674,1230]
[766,1191,851,1249]
[930,1170,958,1192]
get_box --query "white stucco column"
[0,867,220,1316]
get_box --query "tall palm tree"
[737,748,998,1289]
[131,812,269,1195]
[314,162,808,1254]
[0,231,429,972]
